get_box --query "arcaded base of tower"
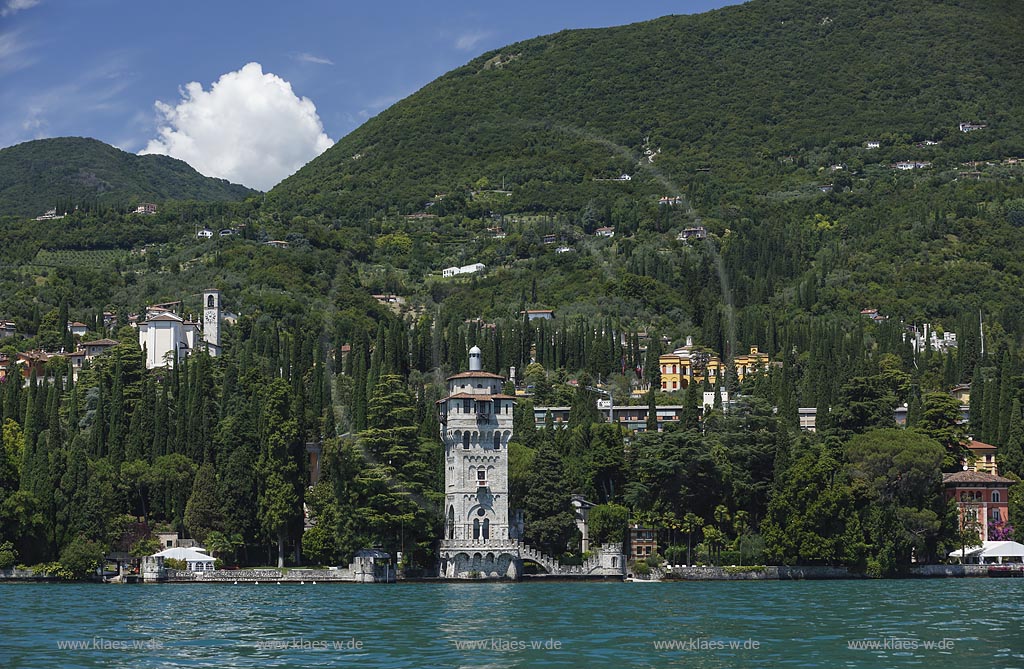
[439,541,522,580]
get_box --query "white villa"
[442,263,486,278]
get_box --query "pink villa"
[943,470,1013,541]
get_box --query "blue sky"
[0,0,738,190]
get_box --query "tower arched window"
[493,432,501,450]
[463,433,470,449]
[447,506,455,539]
[473,518,480,540]
[482,519,490,540]
[992,491,1001,503]
[207,295,215,308]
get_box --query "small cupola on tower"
[468,345,482,371]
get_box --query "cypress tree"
[91,376,106,458]
[1000,398,1024,477]
[983,364,1001,445]
[108,358,125,466]
[682,380,701,430]
[154,379,168,459]
[997,350,1016,445]
[646,387,658,433]
[970,365,985,440]
[184,462,223,544]
[351,332,369,432]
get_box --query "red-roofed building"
[943,470,1013,542]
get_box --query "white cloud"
[141,62,334,191]
[1,0,40,17]
[294,52,333,65]
[455,30,491,51]
[0,30,34,74]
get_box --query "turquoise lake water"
[1,579,1022,668]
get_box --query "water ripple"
[1,579,1022,668]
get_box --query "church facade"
[138,288,222,369]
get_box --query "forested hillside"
[0,138,256,217]
[2,0,1024,579]
[272,0,1024,214]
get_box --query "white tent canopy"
[153,546,216,571]
[948,541,1024,564]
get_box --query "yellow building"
[659,337,768,391]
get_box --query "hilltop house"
[595,226,615,238]
[860,308,887,323]
[67,321,88,337]
[677,226,707,241]
[894,160,932,170]
[959,122,987,133]
[442,263,485,278]
[34,208,64,221]
[133,203,158,215]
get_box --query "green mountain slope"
[0,137,257,217]
[272,0,1023,212]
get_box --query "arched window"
[447,506,455,539]
[612,557,618,568]
[493,432,501,450]
[482,519,490,540]
[207,295,215,308]
[463,433,470,449]
[473,519,480,540]
[992,491,1001,503]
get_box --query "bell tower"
[202,288,221,356]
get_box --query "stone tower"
[202,288,221,356]
[438,346,521,579]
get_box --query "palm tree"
[702,525,726,566]
[205,531,243,565]
[681,513,701,567]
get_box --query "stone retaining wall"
[0,568,55,581]
[909,564,990,578]
[665,565,859,580]
[165,568,356,582]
